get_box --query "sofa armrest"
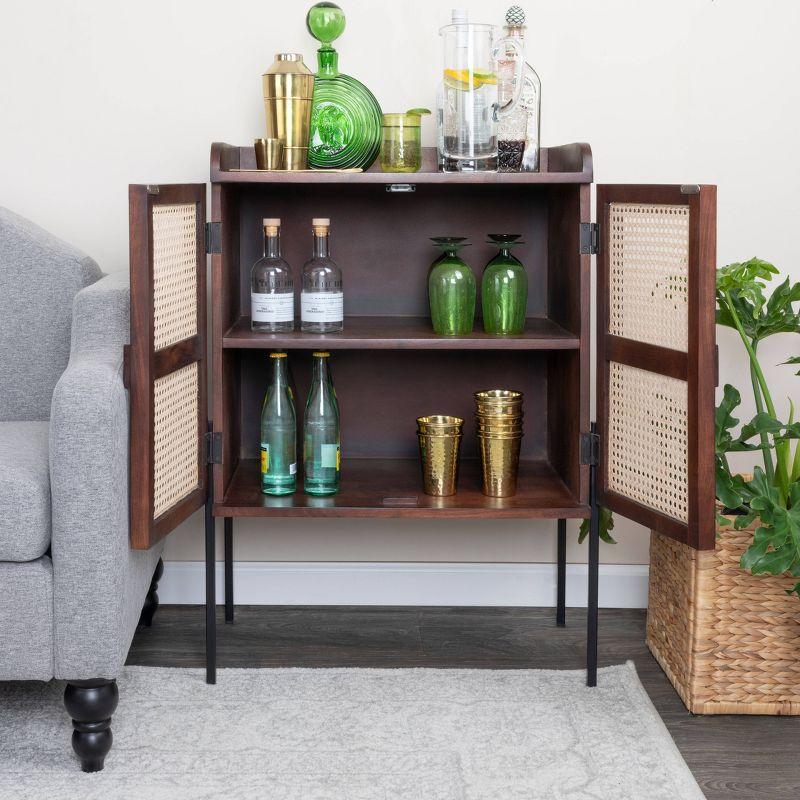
[49,272,162,680]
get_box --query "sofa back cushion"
[0,207,103,421]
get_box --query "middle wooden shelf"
[223,315,581,350]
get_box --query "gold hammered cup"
[475,390,523,497]
[417,416,463,496]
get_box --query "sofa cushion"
[0,421,50,560]
[0,556,53,680]
[0,206,102,421]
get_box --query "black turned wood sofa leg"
[63,679,119,772]
[139,557,164,628]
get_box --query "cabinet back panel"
[239,350,548,461]
[236,184,548,318]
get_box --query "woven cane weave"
[152,203,198,351]
[647,525,800,714]
[153,362,199,518]
[607,362,688,522]
[608,203,690,351]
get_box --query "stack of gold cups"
[475,390,524,497]
[417,415,464,496]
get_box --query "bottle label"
[252,292,294,323]
[262,443,296,475]
[321,443,340,470]
[260,444,269,474]
[301,291,343,323]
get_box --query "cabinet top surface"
[211,142,593,185]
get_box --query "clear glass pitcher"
[437,15,524,171]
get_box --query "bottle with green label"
[260,352,297,495]
[303,351,340,495]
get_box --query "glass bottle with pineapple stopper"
[428,237,476,336]
[482,234,528,335]
[306,2,382,170]
[496,5,542,172]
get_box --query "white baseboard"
[159,562,649,608]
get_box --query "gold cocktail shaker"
[262,53,314,170]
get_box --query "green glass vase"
[482,234,528,335]
[428,238,476,336]
[306,3,382,170]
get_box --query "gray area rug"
[0,662,704,800]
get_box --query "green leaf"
[786,582,800,600]
[716,457,743,509]
[738,412,785,442]
[783,356,800,376]
[715,384,741,453]
[578,506,617,545]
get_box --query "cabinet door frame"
[596,184,717,550]
[128,183,208,550]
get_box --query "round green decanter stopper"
[306,2,382,170]
[428,239,476,336]
[306,2,346,46]
[482,234,528,335]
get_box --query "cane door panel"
[596,184,716,550]
[127,184,207,550]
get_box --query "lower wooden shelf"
[214,458,588,519]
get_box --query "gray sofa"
[0,207,164,771]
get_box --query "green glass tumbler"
[428,238,476,336]
[380,109,430,173]
[482,234,528,335]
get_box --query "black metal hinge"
[205,222,222,254]
[580,222,599,255]
[205,431,222,464]
[581,431,599,466]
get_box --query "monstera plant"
[714,258,800,597]
[581,258,800,600]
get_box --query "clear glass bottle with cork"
[301,218,343,333]
[250,218,294,332]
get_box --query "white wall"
[1,1,797,586]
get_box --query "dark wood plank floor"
[128,606,800,799]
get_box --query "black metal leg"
[556,519,566,627]
[138,557,164,628]
[205,480,217,685]
[587,423,600,687]
[63,679,118,772]
[224,517,234,624]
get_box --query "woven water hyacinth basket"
[647,519,800,715]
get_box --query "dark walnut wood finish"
[209,142,593,522]
[217,458,588,519]
[211,142,593,184]
[127,183,207,550]
[127,146,718,556]
[223,315,580,350]
[595,184,717,550]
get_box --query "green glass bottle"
[482,234,528,335]
[428,238,476,336]
[306,2,382,170]
[304,351,341,495]
[261,352,297,495]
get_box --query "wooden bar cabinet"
[125,142,717,685]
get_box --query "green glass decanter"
[306,2,382,170]
[428,238,476,336]
[482,234,528,335]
